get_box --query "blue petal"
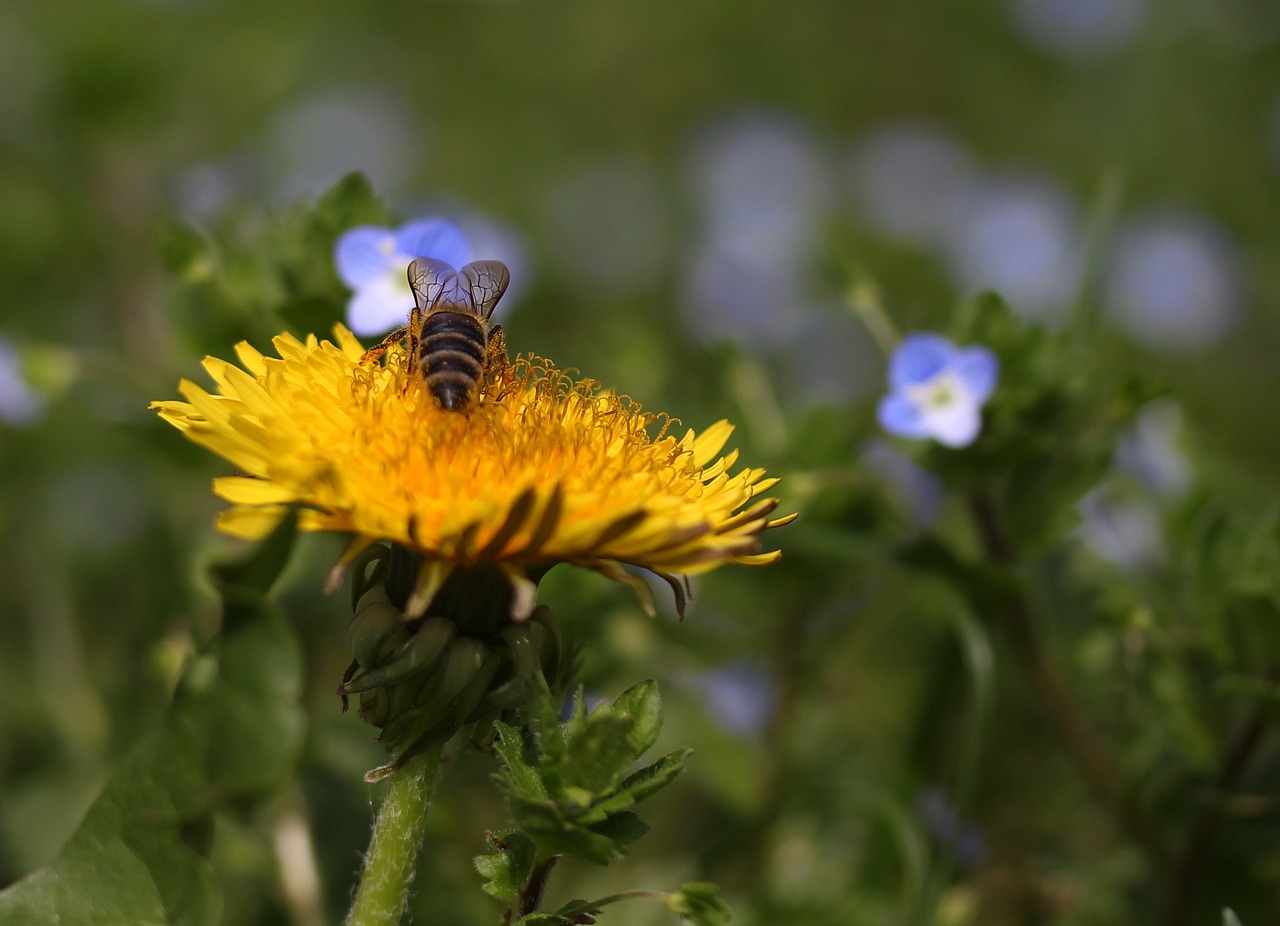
[335,226,397,288]
[878,392,931,439]
[889,333,953,388]
[394,219,473,267]
[346,276,411,336]
[953,346,999,403]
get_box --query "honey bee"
[361,257,511,411]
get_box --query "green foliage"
[936,293,1160,552]
[487,680,691,866]
[475,830,536,903]
[9,5,1280,921]
[159,172,395,352]
[0,513,305,925]
[667,882,733,926]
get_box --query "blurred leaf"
[0,514,305,925]
[157,220,215,282]
[516,914,576,926]
[668,882,732,925]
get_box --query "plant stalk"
[966,490,1169,865]
[345,750,444,926]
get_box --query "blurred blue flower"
[878,334,998,448]
[334,219,473,336]
[942,171,1083,320]
[1078,490,1164,571]
[1103,207,1240,350]
[0,336,44,426]
[690,663,776,736]
[1008,0,1147,59]
[849,120,975,245]
[916,789,987,871]
[860,440,945,529]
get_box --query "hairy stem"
[345,750,443,926]
[1158,672,1274,926]
[966,490,1168,865]
[506,855,559,923]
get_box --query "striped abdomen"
[420,310,487,411]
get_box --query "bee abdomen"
[420,311,487,411]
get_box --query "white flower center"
[907,369,967,412]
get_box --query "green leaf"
[474,829,535,903]
[0,516,306,925]
[563,711,642,795]
[493,721,548,801]
[587,810,649,849]
[667,882,732,926]
[507,797,628,865]
[313,171,390,229]
[157,220,215,282]
[610,678,662,757]
[515,914,576,926]
[1223,910,1244,926]
[616,748,692,805]
[209,507,299,600]
[489,679,684,868]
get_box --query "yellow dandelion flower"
[151,326,793,618]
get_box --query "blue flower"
[0,336,44,426]
[877,333,998,448]
[334,218,473,335]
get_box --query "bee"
[361,257,511,411]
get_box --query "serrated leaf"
[0,519,306,925]
[562,711,639,796]
[474,829,535,903]
[667,882,732,926]
[515,914,575,926]
[610,678,662,757]
[588,810,649,850]
[508,796,630,865]
[493,721,547,801]
[616,748,692,805]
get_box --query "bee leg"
[404,307,423,378]
[360,324,410,366]
[482,324,509,389]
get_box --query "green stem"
[966,490,1169,865]
[844,280,899,357]
[345,750,444,926]
[555,890,670,918]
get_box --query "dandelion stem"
[345,750,443,926]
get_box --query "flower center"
[908,370,965,412]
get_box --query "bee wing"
[407,258,465,311]
[460,260,511,320]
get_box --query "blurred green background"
[3,0,1280,923]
